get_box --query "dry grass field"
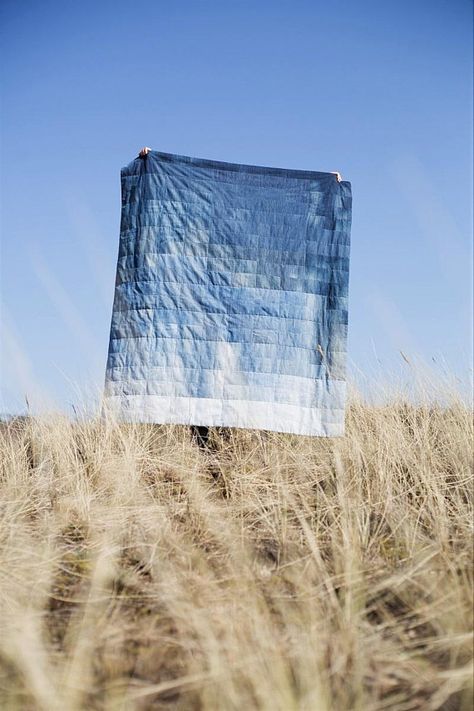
[0,391,472,710]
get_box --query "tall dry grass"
[0,394,472,710]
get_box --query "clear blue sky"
[1,0,472,414]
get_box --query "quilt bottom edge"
[102,394,345,437]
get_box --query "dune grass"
[0,394,472,710]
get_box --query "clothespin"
[139,147,151,158]
[331,171,342,182]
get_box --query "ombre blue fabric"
[104,151,352,436]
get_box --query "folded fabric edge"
[122,150,351,187]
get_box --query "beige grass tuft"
[0,393,472,710]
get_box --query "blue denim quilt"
[104,151,352,436]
